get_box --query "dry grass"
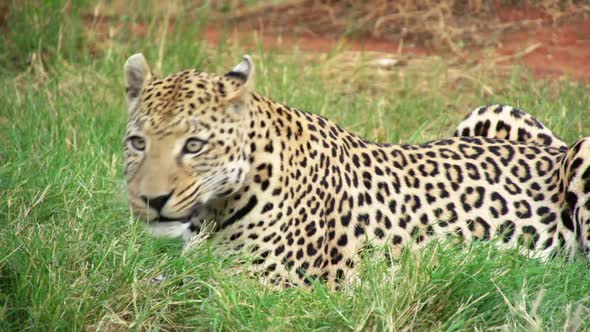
[226,0,590,53]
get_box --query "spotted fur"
[123,54,590,288]
[454,104,567,151]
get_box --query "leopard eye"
[129,136,146,151]
[183,138,206,154]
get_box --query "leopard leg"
[454,104,567,150]
[559,138,590,256]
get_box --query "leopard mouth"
[155,215,190,223]
[153,202,203,223]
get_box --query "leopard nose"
[141,193,172,213]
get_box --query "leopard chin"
[146,221,191,239]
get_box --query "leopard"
[123,53,590,288]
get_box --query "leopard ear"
[124,53,152,112]
[224,55,255,101]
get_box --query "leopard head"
[123,54,254,237]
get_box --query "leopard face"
[123,54,253,236]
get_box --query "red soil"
[81,3,590,82]
[201,0,590,82]
[496,21,590,81]
[201,19,590,82]
[202,25,433,56]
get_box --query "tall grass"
[1,1,590,330]
[0,0,91,70]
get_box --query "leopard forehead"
[133,70,243,123]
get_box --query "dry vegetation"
[226,0,590,53]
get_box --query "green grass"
[2,1,590,330]
[0,0,90,70]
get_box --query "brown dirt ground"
[495,21,590,81]
[68,2,590,82]
[206,1,590,82]
[201,20,590,81]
